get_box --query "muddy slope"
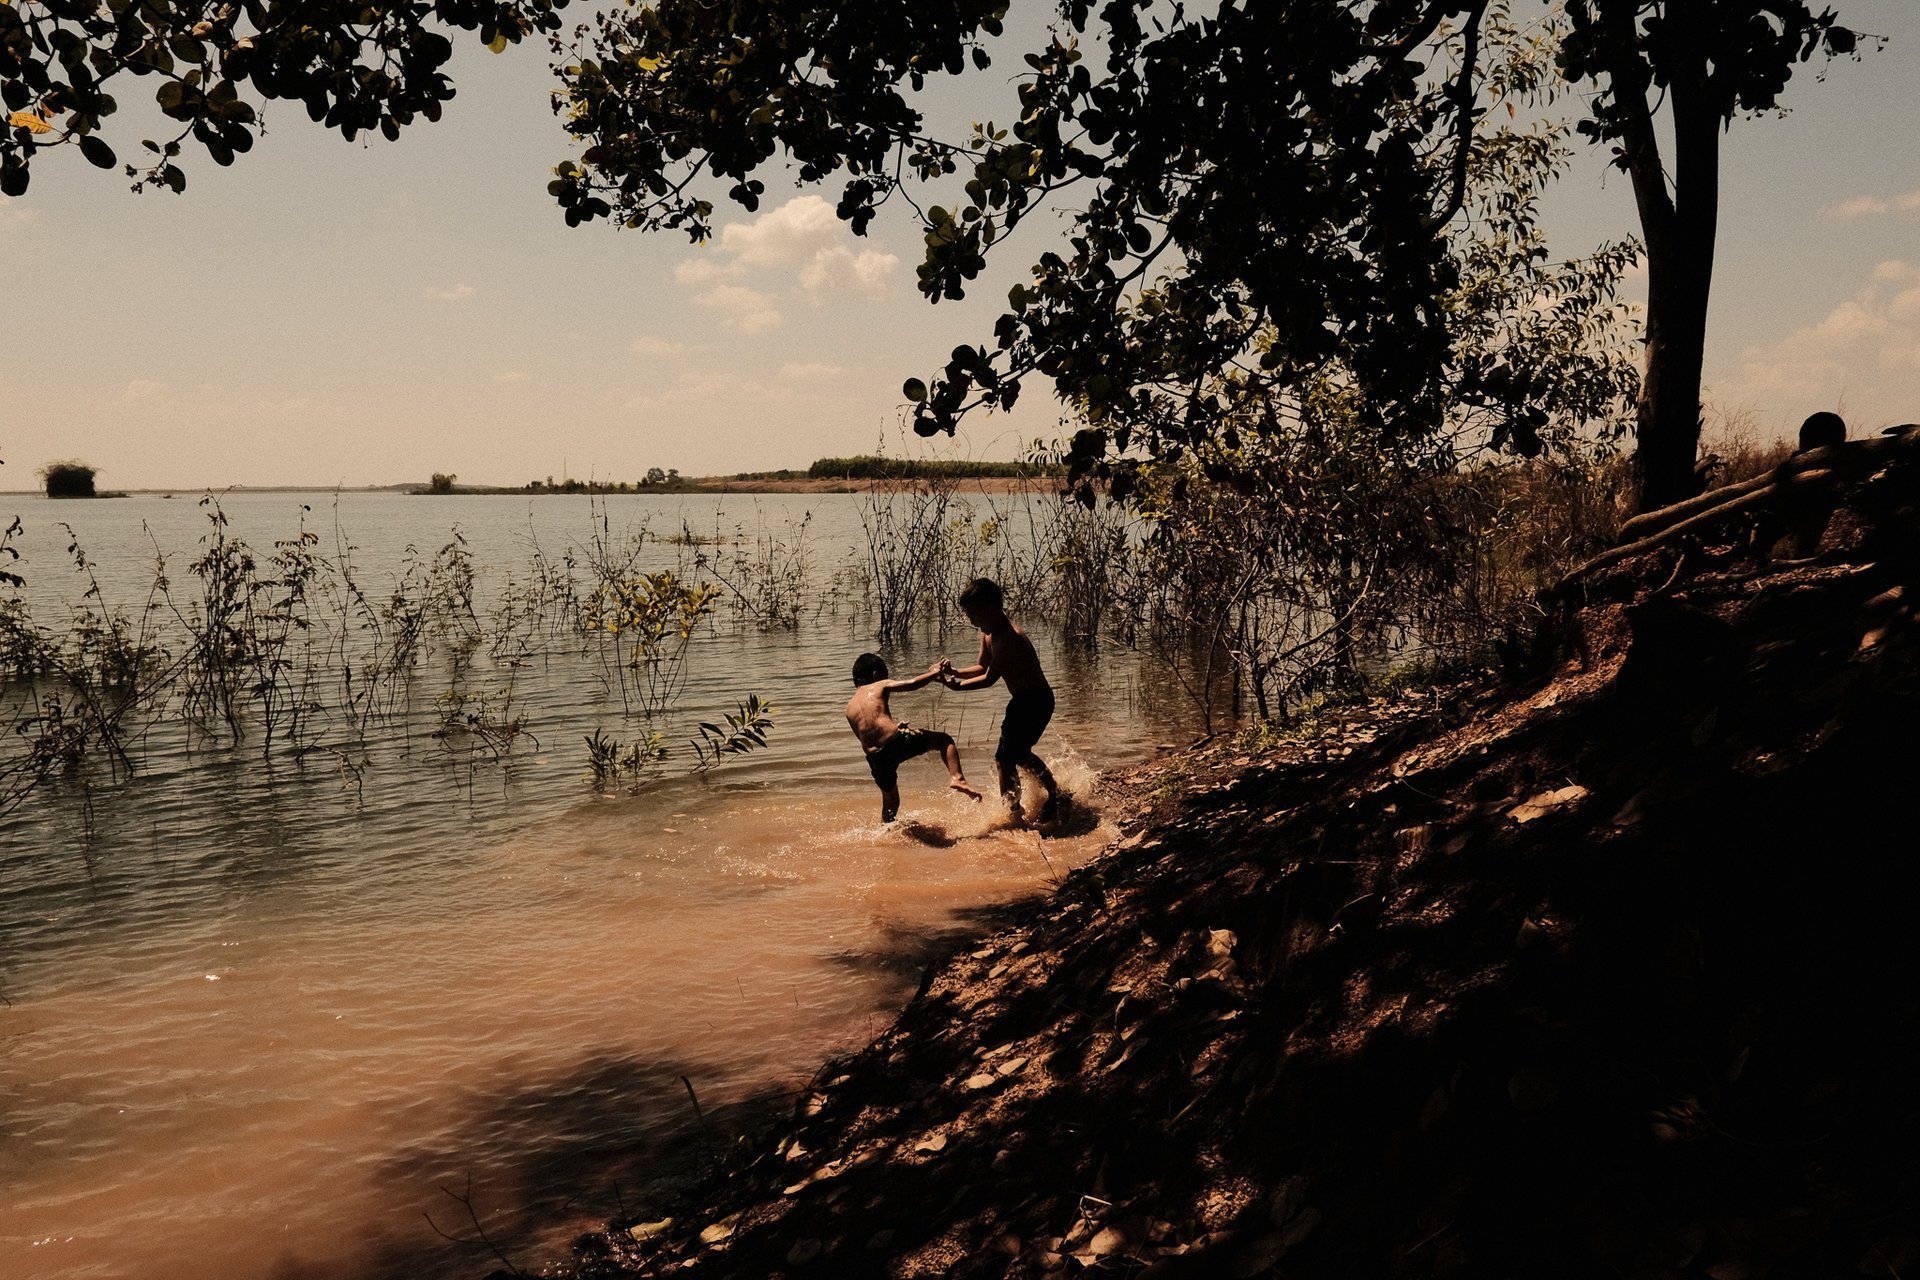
[549,445,1920,1280]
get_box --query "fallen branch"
[1558,426,1920,591]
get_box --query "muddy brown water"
[0,493,1200,1279]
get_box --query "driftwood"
[1559,424,1920,589]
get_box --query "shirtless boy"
[940,577,1062,827]
[846,653,982,823]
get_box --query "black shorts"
[996,689,1054,763]
[865,723,943,790]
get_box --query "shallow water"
[0,492,1195,1279]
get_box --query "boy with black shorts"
[939,577,1062,827]
[846,653,982,822]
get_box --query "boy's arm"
[947,641,997,691]
[943,634,991,683]
[887,663,947,694]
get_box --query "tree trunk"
[1631,85,1721,514]
[1592,0,1722,516]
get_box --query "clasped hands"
[928,657,959,688]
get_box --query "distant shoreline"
[1,477,1069,498]
[406,475,1067,495]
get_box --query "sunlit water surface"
[0,492,1197,1280]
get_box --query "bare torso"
[977,623,1050,697]
[845,682,901,752]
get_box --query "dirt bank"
[539,433,1920,1280]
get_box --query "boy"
[847,652,982,822]
[940,577,1062,827]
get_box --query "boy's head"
[1798,411,1847,453]
[853,652,889,686]
[958,577,1004,626]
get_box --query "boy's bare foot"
[951,778,983,801]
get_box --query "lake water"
[0,491,1201,1280]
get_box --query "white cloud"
[717,195,842,268]
[692,284,783,333]
[674,257,733,286]
[493,370,530,383]
[684,196,899,308]
[1809,298,1888,346]
[799,244,899,301]
[1710,258,1920,431]
[1827,190,1920,220]
[631,335,688,357]
[427,283,477,302]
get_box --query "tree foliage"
[552,0,1861,511]
[556,0,1487,482]
[1,0,568,195]
[41,459,96,497]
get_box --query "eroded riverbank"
[546,463,1920,1279]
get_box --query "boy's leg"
[932,732,982,800]
[997,756,1025,824]
[880,785,901,823]
[1023,752,1062,820]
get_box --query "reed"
[0,499,772,820]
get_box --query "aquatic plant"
[688,695,776,772]
[695,509,815,632]
[583,726,669,789]
[581,570,722,719]
[435,686,534,761]
[859,473,956,644]
[0,515,24,590]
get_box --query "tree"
[1,0,567,196]
[428,472,456,492]
[551,0,1861,513]
[41,459,96,497]
[1558,1,1867,509]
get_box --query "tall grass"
[833,441,1628,732]
[0,497,773,819]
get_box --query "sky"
[2,1,1917,490]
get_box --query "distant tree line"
[806,457,1065,481]
[523,469,682,493]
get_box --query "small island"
[41,460,126,499]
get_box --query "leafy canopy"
[553,1,1644,491]
[1,0,568,195]
[552,0,1862,500]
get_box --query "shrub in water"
[42,461,97,498]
